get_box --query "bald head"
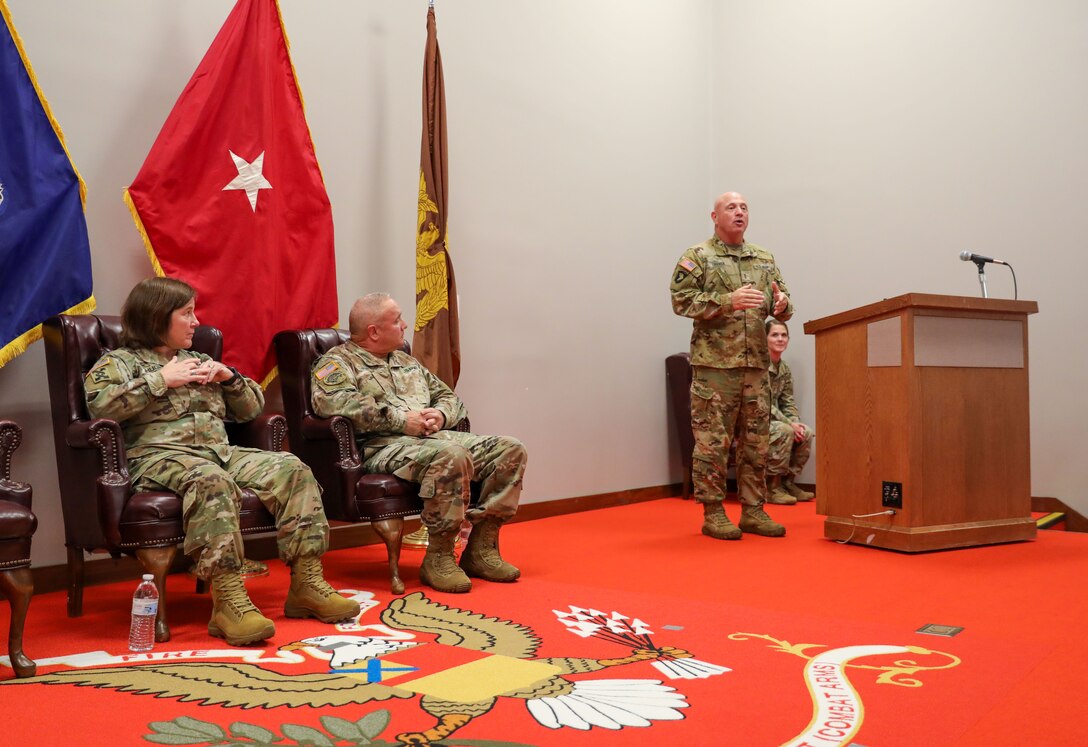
[348,293,393,338]
[349,292,407,355]
[711,191,749,245]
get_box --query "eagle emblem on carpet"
[2,592,715,745]
[2,591,959,746]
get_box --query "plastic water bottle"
[128,574,158,653]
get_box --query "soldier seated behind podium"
[765,320,815,504]
[310,292,527,594]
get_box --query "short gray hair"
[348,292,394,337]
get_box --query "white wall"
[708,0,1087,512]
[3,1,1084,570]
[0,0,711,568]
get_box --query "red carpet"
[2,498,1086,746]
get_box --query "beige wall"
[708,0,1087,515]
[1,0,1083,569]
[0,0,710,568]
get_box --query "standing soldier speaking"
[670,192,793,540]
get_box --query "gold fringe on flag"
[122,188,166,278]
[0,296,97,369]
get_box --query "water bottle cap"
[142,574,154,581]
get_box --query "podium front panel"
[914,317,1025,368]
[806,295,1036,552]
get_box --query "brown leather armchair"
[273,329,429,595]
[666,352,739,500]
[666,352,695,499]
[0,420,37,678]
[42,314,285,642]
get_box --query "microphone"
[959,250,1008,266]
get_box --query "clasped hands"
[161,356,235,388]
[404,408,446,437]
[731,281,789,316]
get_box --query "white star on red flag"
[222,150,272,211]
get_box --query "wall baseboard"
[1032,496,1087,532]
[28,483,682,596]
[32,486,1075,597]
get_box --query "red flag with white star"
[124,0,336,384]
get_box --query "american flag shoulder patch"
[678,258,697,273]
[315,361,340,380]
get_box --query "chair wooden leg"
[66,546,85,618]
[0,567,36,678]
[682,468,693,500]
[371,517,406,595]
[135,545,177,643]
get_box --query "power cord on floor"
[837,509,897,545]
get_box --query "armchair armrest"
[300,414,364,521]
[0,418,23,478]
[0,419,32,509]
[302,415,361,465]
[300,413,339,440]
[67,418,131,549]
[226,413,287,452]
[0,478,32,508]
[67,418,129,478]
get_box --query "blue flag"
[0,1,94,368]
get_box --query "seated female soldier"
[85,277,358,646]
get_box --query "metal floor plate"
[916,623,964,637]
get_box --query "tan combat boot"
[783,479,815,502]
[420,531,472,593]
[701,502,742,540]
[208,571,275,646]
[285,555,361,623]
[739,504,787,537]
[459,518,520,582]
[766,475,797,505]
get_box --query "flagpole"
[407,0,465,549]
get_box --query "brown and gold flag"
[413,4,460,387]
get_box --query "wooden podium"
[802,293,1038,551]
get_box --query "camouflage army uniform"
[85,348,329,579]
[767,358,814,480]
[670,237,793,507]
[310,341,526,535]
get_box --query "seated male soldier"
[310,292,527,593]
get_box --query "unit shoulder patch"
[314,361,341,381]
[315,360,349,387]
[88,357,119,385]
